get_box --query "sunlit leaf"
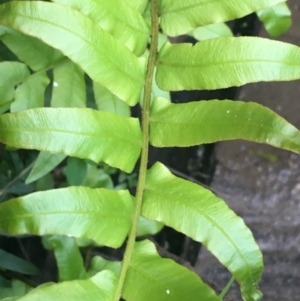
[53,0,149,56]
[123,240,221,301]
[16,270,117,301]
[156,37,300,91]
[42,235,87,281]
[159,0,285,36]
[257,2,292,37]
[190,23,233,41]
[0,249,39,275]
[142,163,263,301]
[0,61,30,106]
[0,1,145,105]
[0,108,142,172]
[150,98,300,154]
[93,82,130,117]
[0,187,134,248]
[0,26,64,71]
[51,60,86,108]
[26,152,65,184]
[11,71,50,112]
[125,0,148,13]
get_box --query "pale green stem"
[218,276,235,299]
[0,160,35,196]
[113,1,159,300]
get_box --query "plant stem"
[0,160,35,197]
[113,1,159,300]
[218,276,235,299]
[0,269,38,288]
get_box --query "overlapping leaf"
[0,187,134,248]
[26,152,66,184]
[51,60,86,108]
[88,256,121,277]
[15,270,117,301]
[0,27,64,71]
[190,23,233,41]
[11,71,50,112]
[137,216,164,236]
[125,0,148,13]
[142,163,263,301]
[159,0,285,36]
[93,82,130,117]
[0,280,32,300]
[156,37,300,91]
[0,249,39,275]
[0,61,30,106]
[150,98,300,153]
[65,157,87,186]
[0,108,142,172]
[43,235,87,281]
[123,240,221,301]
[53,0,149,56]
[257,2,292,37]
[0,1,145,105]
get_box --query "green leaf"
[156,37,300,91]
[88,256,121,277]
[93,82,130,117]
[125,0,148,13]
[190,23,233,41]
[150,98,300,154]
[137,216,164,236]
[81,164,114,189]
[0,249,39,275]
[159,0,285,36]
[11,71,50,113]
[26,152,66,184]
[0,187,135,248]
[123,240,221,301]
[0,1,145,105]
[15,270,117,301]
[0,27,64,71]
[35,173,54,191]
[51,60,86,108]
[0,108,142,172]
[0,61,30,106]
[53,0,149,56]
[257,2,292,37]
[65,157,87,186]
[0,102,11,115]
[142,163,263,301]
[0,280,32,299]
[42,235,87,281]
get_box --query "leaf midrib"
[144,186,255,282]
[156,58,300,68]
[8,10,144,86]
[1,126,142,147]
[128,262,190,300]
[93,0,149,35]
[160,0,219,15]
[0,210,131,221]
[150,118,300,146]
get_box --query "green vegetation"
[0,1,297,300]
